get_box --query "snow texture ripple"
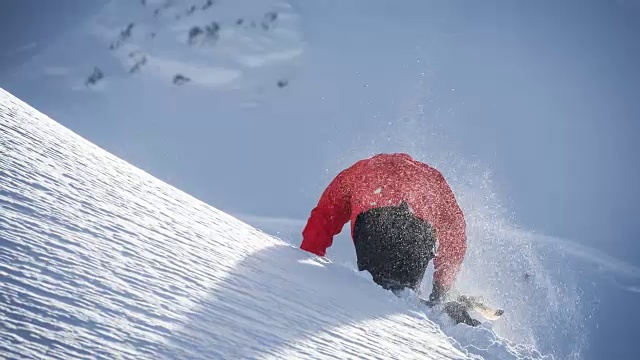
[1,88,548,359]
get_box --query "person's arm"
[431,172,467,295]
[300,168,352,256]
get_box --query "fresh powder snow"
[0,88,551,359]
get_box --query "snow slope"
[0,88,553,359]
[3,0,640,359]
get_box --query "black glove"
[420,283,448,308]
[428,283,448,304]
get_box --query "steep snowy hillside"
[3,1,640,359]
[1,89,553,359]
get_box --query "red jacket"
[300,153,467,290]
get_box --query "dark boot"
[443,301,481,327]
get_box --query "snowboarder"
[300,153,478,324]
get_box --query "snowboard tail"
[456,295,504,320]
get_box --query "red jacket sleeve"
[431,172,467,291]
[300,168,352,256]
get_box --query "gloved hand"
[421,283,449,308]
[428,282,449,304]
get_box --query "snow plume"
[307,81,597,359]
[453,180,591,359]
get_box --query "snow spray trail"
[0,88,487,359]
[311,82,595,359]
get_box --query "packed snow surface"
[0,89,553,359]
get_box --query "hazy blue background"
[1,0,639,359]
[0,1,105,71]
[2,0,638,264]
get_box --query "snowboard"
[456,294,504,320]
